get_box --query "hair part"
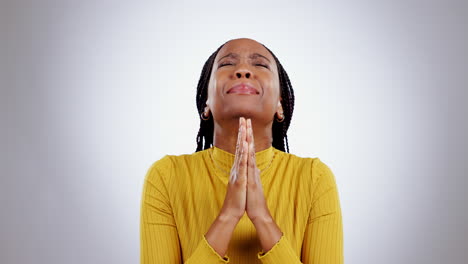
[195,41,295,153]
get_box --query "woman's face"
[206,38,282,126]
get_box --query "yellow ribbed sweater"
[140,145,343,264]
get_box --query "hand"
[205,117,248,257]
[219,117,248,221]
[245,118,271,223]
[219,117,271,222]
[208,117,282,256]
[245,118,283,253]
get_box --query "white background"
[1,0,467,263]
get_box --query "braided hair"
[195,41,295,153]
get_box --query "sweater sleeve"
[256,233,302,263]
[301,158,344,264]
[140,156,231,264]
[255,158,343,264]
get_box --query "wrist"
[251,213,273,227]
[218,211,242,225]
[251,214,283,253]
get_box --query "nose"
[235,65,252,79]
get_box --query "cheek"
[211,71,229,94]
[260,73,280,98]
[206,74,219,103]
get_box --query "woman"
[140,38,343,264]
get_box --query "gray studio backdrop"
[1,0,467,263]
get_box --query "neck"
[212,119,273,154]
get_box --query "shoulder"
[145,149,208,180]
[274,149,320,171]
[275,149,335,184]
[149,149,207,167]
[144,155,173,184]
[147,155,172,172]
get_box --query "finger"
[249,119,260,184]
[246,118,251,144]
[247,119,256,184]
[239,141,248,183]
[235,117,245,181]
[234,117,242,161]
[247,119,256,164]
[240,118,248,182]
[249,119,256,153]
[243,117,249,172]
[242,117,247,143]
[230,118,243,181]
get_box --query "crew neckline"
[208,145,277,179]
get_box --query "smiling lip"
[227,83,259,95]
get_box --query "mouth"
[227,83,260,95]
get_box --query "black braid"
[263,45,295,153]
[195,41,295,153]
[195,44,225,152]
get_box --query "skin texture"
[204,38,283,258]
[204,38,284,154]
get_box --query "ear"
[276,98,283,113]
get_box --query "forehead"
[215,39,273,62]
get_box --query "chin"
[223,107,264,120]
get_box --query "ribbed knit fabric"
[140,146,343,263]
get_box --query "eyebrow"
[217,52,271,63]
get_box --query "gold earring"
[201,111,210,120]
[276,113,285,122]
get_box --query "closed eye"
[255,63,269,69]
[219,63,233,67]
[219,62,269,69]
